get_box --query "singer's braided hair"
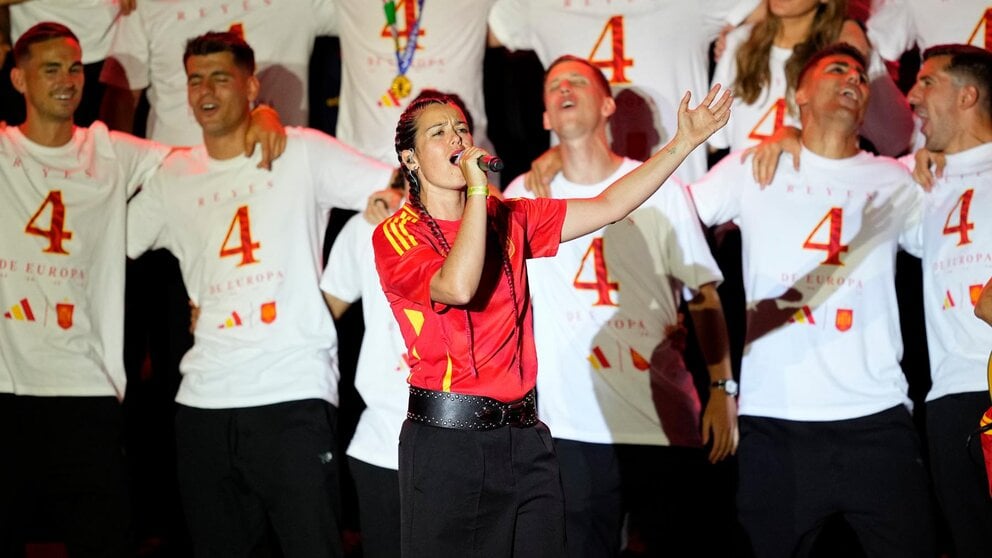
[393,96,523,377]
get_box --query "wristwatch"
[711,378,739,396]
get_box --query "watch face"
[724,379,739,396]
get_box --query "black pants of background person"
[398,420,565,558]
[175,399,342,558]
[555,440,723,558]
[927,391,992,558]
[0,394,130,558]
[737,406,936,558]
[348,457,400,558]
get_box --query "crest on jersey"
[260,301,277,324]
[971,284,984,307]
[56,302,74,330]
[835,308,853,332]
[630,348,650,371]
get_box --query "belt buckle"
[501,399,527,427]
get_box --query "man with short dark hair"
[126,31,393,557]
[690,43,935,558]
[0,22,168,557]
[903,43,992,558]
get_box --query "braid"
[408,188,451,255]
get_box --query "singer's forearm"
[429,195,489,306]
[559,137,694,242]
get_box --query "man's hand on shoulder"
[911,148,945,192]
[741,125,801,187]
[245,105,286,170]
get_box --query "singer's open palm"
[676,85,732,147]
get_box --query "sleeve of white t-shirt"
[866,0,916,63]
[109,131,170,198]
[320,213,367,303]
[487,0,534,51]
[897,183,925,259]
[126,179,169,259]
[659,182,724,296]
[686,154,748,227]
[299,128,395,212]
[893,153,925,257]
[100,9,151,90]
[312,0,339,36]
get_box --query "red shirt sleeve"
[504,196,567,260]
[371,205,443,311]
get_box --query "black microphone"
[450,152,504,172]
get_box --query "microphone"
[450,151,504,172]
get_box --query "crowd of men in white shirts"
[2,0,992,557]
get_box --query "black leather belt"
[407,387,538,431]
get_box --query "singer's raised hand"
[675,84,733,147]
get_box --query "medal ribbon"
[383,0,426,78]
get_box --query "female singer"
[372,85,731,557]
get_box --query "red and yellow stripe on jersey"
[381,205,421,256]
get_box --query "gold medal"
[390,75,413,99]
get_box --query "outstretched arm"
[560,85,732,242]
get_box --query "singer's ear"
[400,149,418,170]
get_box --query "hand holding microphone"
[450,149,504,172]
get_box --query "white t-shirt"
[126,127,393,409]
[868,0,992,61]
[689,147,922,421]
[10,0,122,64]
[333,0,494,164]
[488,0,759,182]
[709,24,799,152]
[100,0,337,146]
[0,123,169,398]
[901,143,992,401]
[320,212,408,470]
[505,158,723,445]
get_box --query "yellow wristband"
[467,185,489,197]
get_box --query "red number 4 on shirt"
[220,205,261,266]
[25,191,73,255]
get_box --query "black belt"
[407,387,538,431]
